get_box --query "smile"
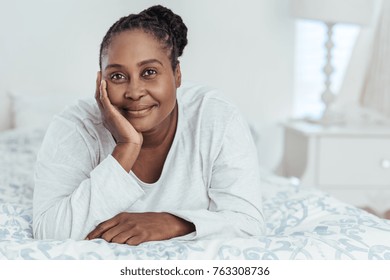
[123,105,156,118]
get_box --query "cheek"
[159,88,177,111]
[153,84,174,101]
[106,83,126,105]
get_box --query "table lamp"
[291,0,375,124]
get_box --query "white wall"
[0,0,294,170]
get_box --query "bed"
[1,126,390,260]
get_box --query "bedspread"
[1,128,390,260]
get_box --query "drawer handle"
[381,159,390,169]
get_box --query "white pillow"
[9,92,86,129]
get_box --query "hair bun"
[100,5,188,69]
[143,5,188,57]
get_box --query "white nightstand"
[281,120,390,214]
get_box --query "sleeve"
[169,110,265,240]
[33,116,145,240]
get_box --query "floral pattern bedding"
[1,127,390,259]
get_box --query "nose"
[124,80,146,100]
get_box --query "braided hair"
[99,5,188,70]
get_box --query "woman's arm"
[167,110,265,240]
[33,119,146,240]
[33,74,145,240]
[85,108,264,244]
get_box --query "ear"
[175,63,182,88]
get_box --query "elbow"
[236,212,266,237]
[32,211,71,240]
[212,211,266,239]
[244,219,266,237]
[32,216,46,240]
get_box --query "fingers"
[86,220,144,245]
[95,72,116,117]
[85,218,119,240]
[95,71,104,111]
[110,226,138,244]
[95,71,101,98]
[102,223,134,243]
[126,236,144,246]
[99,79,112,110]
[110,229,146,246]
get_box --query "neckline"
[109,92,182,188]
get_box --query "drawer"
[318,137,390,187]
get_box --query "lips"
[122,105,156,117]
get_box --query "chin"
[128,119,156,133]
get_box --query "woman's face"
[100,29,181,133]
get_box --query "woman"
[33,5,264,245]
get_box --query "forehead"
[103,30,169,66]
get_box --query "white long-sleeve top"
[33,84,265,241]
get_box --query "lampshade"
[291,0,375,26]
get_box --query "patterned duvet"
[1,127,389,259]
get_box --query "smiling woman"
[32,5,264,246]
[100,29,180,141]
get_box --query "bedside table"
[281,120,390,214]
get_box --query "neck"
[141,103,178,149]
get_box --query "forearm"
[33,156,145,240]
[163,213,195,238]
[111,143,141,173]
[167,209,265,240]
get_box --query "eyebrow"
[104,59,163,70]
[137,59,163,67]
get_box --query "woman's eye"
[142,69,157,77]
[110,73,126,81]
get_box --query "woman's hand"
[95,71,143,146]
[95,72,143,172]
[85,212,195,245]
